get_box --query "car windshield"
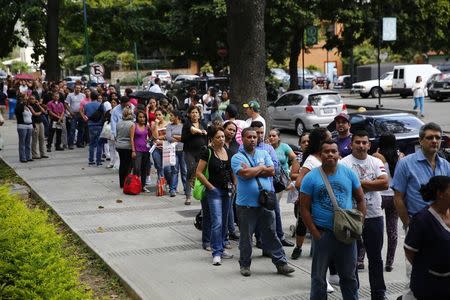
[308,93,341,106]
[373,115,423,135]
[438,73,450,82]
[155,71,169,76]
[381,72,393,80]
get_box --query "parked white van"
[392,64,441,98]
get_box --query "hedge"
[0,185,92,299]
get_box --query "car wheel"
[400,94,408,98]
[360,93,370,98]
[296,120,306,136]
[435,97,444,102]
[370,87,382,98]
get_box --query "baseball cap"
[334,112,349,122]
[243,100,260,111]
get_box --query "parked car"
[142,70,172,90]
[271,68,289,81]
[268,90,347,135]
[392,64,441,98]
[310,70,327,85]
[328,110,424,155]
[428,72,450,102]
[172,74,199,84]
[351,71,393,98]
[333,75,352,89]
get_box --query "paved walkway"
[0,119,407,300]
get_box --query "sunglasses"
[424,135,442,141]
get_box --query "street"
[280,93,450,145]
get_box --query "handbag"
[273,166,290,193]
[123,173,142,195]
[319,167,364,244]
[193,148,212,201]
[156,177,166,196]
[100,121,113,140]
[242,152,277,210]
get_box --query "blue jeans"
[237,205,287,268]
[311,230,358,300]
[207,188,231,257]
[88,125,102,164]
[255,194,285,242]
[413,96,424,114]
[164,150,187,193]
[362,216,386,299]
[68,113,85,146]
[152,148,164,178]
[227,197,237,234]
[8,98,16,120]
[17,128,32,161]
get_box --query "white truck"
[351,71,393,98]
[392,64,441,98]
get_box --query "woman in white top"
[151,108,169,179]
[373,133,404,272]
[412,76,426,117]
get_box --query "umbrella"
[14,74,35,80]
[129,91,167,101]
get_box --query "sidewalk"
[0,119,407,300]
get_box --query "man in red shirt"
[46,92,65,151]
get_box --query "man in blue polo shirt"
[231,127,294,277]
[392,122,450,228]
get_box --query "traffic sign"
[305,26,318,46]
[90,63,104,78]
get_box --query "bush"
[0,185,92,299]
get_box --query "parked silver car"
[268,90,347,135]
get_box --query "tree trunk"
[46,0,60,81]
[288,27,302,91]
[226,0,268,125]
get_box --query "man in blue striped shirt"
[392,122,450,228]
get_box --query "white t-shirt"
[413,82,425,98]
[245,115,266,136]
[202,94,213,115]
[340,155,386,218]
[149,84,163,93]
[302,154,321,170]
[380,162,394,197]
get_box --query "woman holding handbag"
[181,106,208,205]
[115,108,135,188]
[130,111,151,193]
[151,108,169,179]
[196,126,235,265]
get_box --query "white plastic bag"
[100,122,113,140]
[162,141,177,168]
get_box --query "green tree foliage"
[0,186,92,299]
[11,61,30,74]
[94,50,118,77]
[117,51,135,70]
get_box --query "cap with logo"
[243,100,260,111]
[334,112,350,122]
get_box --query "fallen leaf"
[81,167,85,170]
[96,226,104,233]
[98,205,104,209]
[116,199,123,203]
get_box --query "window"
[393,69,398,79]
[373,115,423,136]
[399,69,404,79]
[274,95,290,107]
[308,93,341,106]
[286,94,303,106]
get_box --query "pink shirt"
[79,98,91,110]
[129,97,138,107]
[47,100,65,116]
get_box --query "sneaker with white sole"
[328,274,340,285]
[326,279,334,293]
[221,251,233,259]
[145,176,152,186]
[212,256,221,266]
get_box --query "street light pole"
[377,1,382,108]
[83,0,90,84]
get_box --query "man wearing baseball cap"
[333,112,352,158]
[243,100,266,136]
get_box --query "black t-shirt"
[200,146,232,190]
[31,103,42,123]
[225,139,239,156]
[181,120,208,157]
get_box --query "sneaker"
[327,280,335,293]
[385,265,393,272]
[55,147,64,151]
[221,251,233,259]
[357,262,365,270]
[291,246,302,260]
[88,162,95,166]
[228,232,240,240]
[145,176,152,186]
[68,146,74,150]
[203,245,212,252]
[96,162,103,166]
[240,266,251,277]
[276,264,295,275]
[106,164,114,168]
[328,274,340,285]
[170,190,176,197]
[40,155,49,159]
[212,256,221,266]
[281,239,295,247]
[142,187,151,193]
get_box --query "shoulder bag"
[319,167,364,244]
[193,148,212,201]
[242,152,277,210]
